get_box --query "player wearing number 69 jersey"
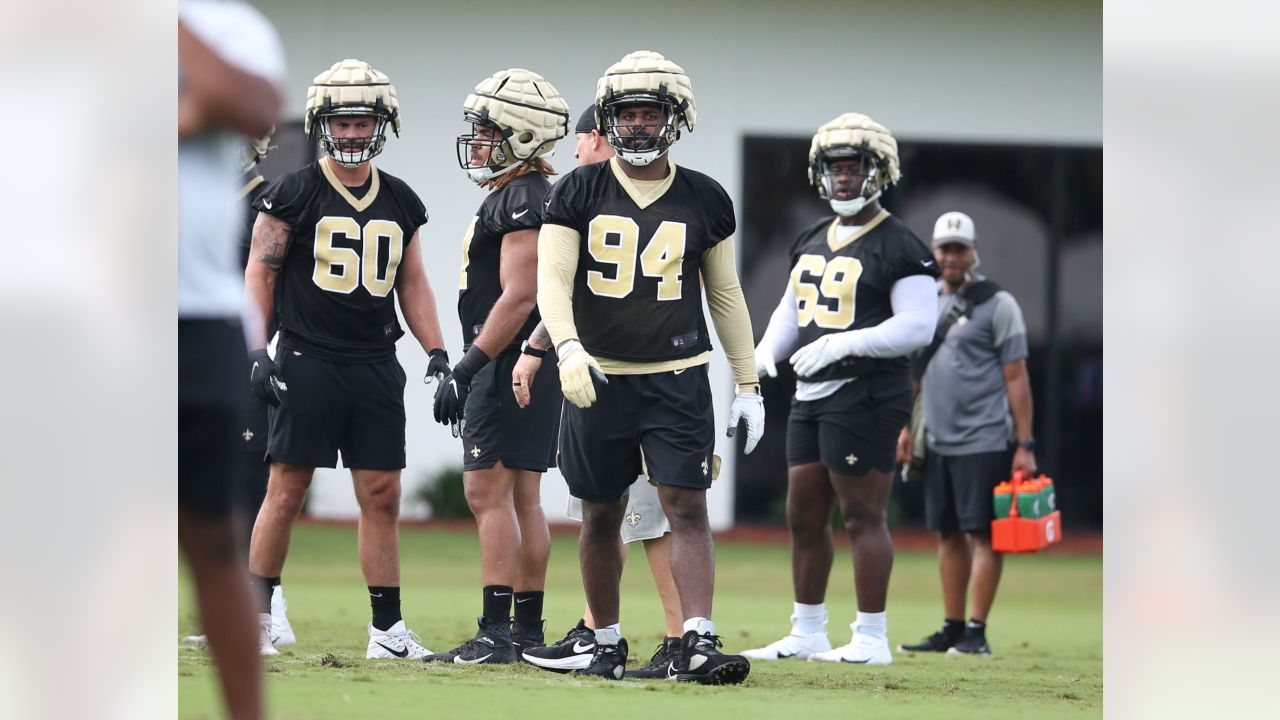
[536,50,761,685]
[744,113,938,666]
[244,59,448,660]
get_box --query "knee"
[463,480,507,516]
[267,470,311,517]
[581,500,625,539]
[359,476,401,519]
[840,503,886,539]
[787,503,830,541]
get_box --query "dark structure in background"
[737,136,1102,529]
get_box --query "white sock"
[683,617,715,636]
[595,624,622,646]
[855,611,887,640]
[793,602,827,634]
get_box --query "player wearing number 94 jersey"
[536,50,760,686]
[745,113,938,666]
[244,59,448,661]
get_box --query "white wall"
[255,0,1102,528]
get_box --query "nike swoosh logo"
[920,260,935,267]
[454,653,493,664]
[777,651,798,659]
[839,657,872,663]
[512,208,529,219]
[572,641,595,653]
[376,642,409,658]
[516,597,535,603]
[674,369,687,375]
[262,199,273,209]
[492,592,511,597]
[369,593,383,598]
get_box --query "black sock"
[482,585,513,624]
[513,591,544,628]
[250,574,277,614]
[943,618,965,636]
[967,618,987,635]
[369,586,402,631]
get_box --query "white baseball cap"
[932,211,976,248]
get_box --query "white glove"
[557,339,607,409]
[726,391,765,454]
[755,344,778,378]
[789,332,858,378]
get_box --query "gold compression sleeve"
[536,223,583,349]
[702,236,759,387]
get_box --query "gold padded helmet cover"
[305,59,400,166]
[462,68,570,166]
[806,112,901,192]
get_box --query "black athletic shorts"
[786,373,913,475]
[266,347,406,470]
[924,448,1013,533]
[179,318,247,517]
[560,365,715,503]
[462,348,561,472]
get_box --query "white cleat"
[181,634,209,649]
[367,621,431,660]
[271,585,296,647]
[258,613,280,657]
[807,627,892,665]
[742,616,831,660]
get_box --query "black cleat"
[425,617,516,664]
[521,619,596,673]
[898,627,962,653]
[575,638,628,680]
[512,620,546,657]
[674,631,750,685]
[946,629,992,656]
[625,636,682,679]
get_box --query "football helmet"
[594,50,695,166]
[807,113,901,217]
[458,68,570,184]
[305,59,400,168]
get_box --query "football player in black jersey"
[243,59,449,660]
[424,68,569,665]
[183,131,296,653]
[535,51,762,685]
[743,113,939,665]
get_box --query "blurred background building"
[251,0,1101,529]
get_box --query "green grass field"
[178,524,1101,719]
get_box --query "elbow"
[907,316,936,352]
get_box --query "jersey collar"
[608,157,677,210]
[320,157,381,212]
[237,174,265,200]
[825,209,889,252]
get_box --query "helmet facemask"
[600,92,682,167]
[315,107,389,168]
[815,148,882,217]
[456,110,523,184]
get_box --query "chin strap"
[829,190,880,217]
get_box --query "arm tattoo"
[252,217,290,270]
[528,322,552,350]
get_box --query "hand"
[755,344,778,378]
[725,391,765,454]
[424,348,450,386]
[895,426,913,465]
[432,346,489,437]
[1011,447,1038,476]
[248,348,284,407]
[558,340,607,409]
[512,353,542,408]
[789,332,856,378]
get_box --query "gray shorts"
[565,475,671,544]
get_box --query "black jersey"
[543,159,735,363]
[253,160,428,362]
[457,172,551,351]
[789,212,939,381]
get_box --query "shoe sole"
[946,647,993,657]
[676,659,751,685]
[521,652,593,672]
[896,645,949,653]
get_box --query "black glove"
[248,348,283,407]
[424,348,450,385]
[432,346,490,437]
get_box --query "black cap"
[575,105,598,134]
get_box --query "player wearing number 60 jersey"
[536,50,761,685]
[745,113,938,666]
[244,59,448,661]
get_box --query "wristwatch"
[520,340,547,359]
[1016,439,1037,450]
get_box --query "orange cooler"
[991,472,1062,553]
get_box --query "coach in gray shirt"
[897,211,1037,658]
